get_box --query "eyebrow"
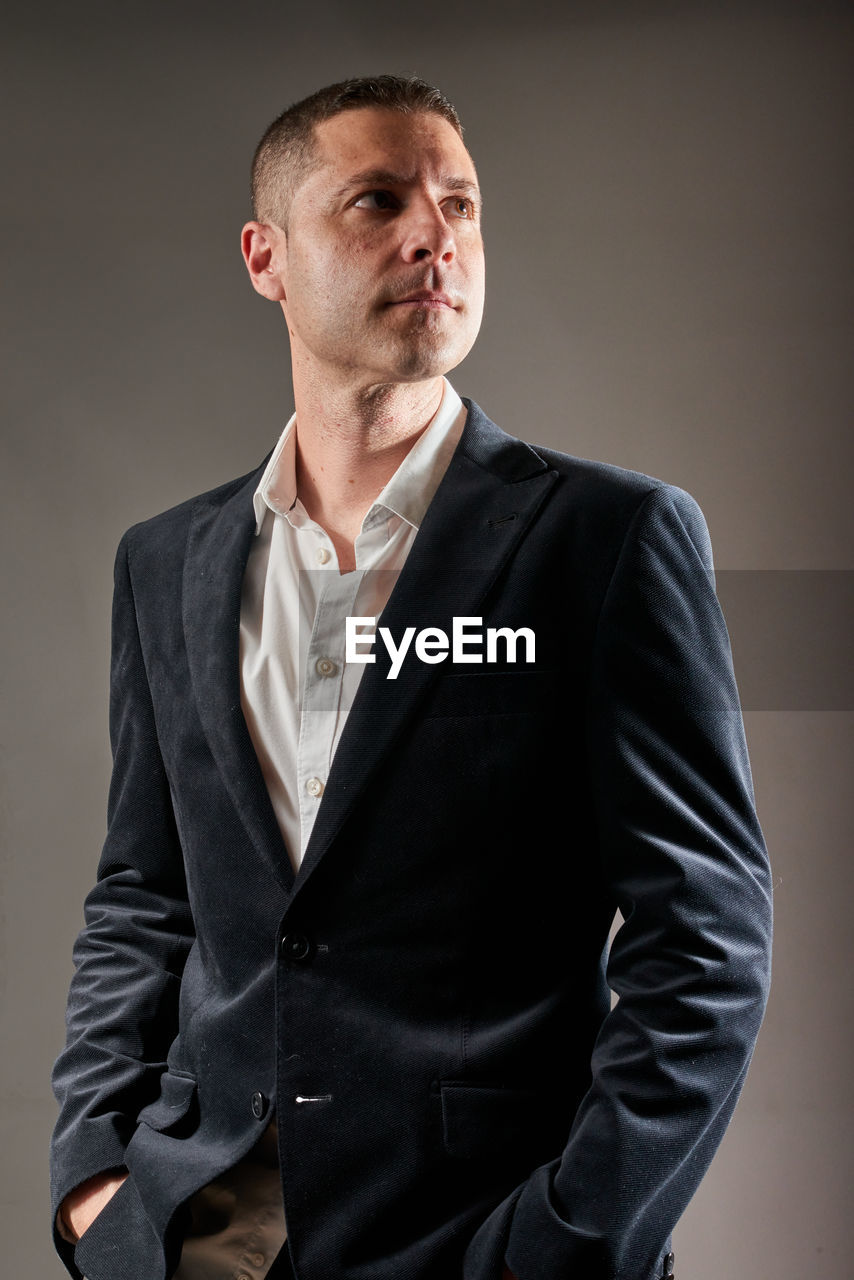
[331,169,481,201]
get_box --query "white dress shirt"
[239,379,467,871]
[174,380,467,1279]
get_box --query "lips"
[388,290,456,309]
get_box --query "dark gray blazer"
[51,400,772,1280]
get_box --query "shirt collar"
[252,378,466,536]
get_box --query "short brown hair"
[250,75,464,229]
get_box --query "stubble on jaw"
[301,296,471,387]
[382,306,469,380]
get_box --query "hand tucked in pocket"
[59,1168,129,1241]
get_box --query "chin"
[390,337,474,382]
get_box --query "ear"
[241,221,287,301]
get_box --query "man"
[50,76,772,1280]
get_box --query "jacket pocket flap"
[137,1071,197,1132]
[440,1083,551,1159]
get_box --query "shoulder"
[113,459,266,584]
[461,399,708,554]
[535,442,707,532]
[536,447,714,580]
[124,464,263,544]
[534,440,669,500]
[119,461,263,547]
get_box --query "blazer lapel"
[181,404,557,904]
[293,400,557,895]
[183,464,297,895]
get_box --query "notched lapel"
[294,402,558,895]
[183,471,296,894]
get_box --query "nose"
[400,197,456,265]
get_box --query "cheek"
[468,240,486,285]
[462,251,486,316]
[315,244,374,301]
[288,253,351,318]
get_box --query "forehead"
[309,107,478,188]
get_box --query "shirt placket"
[296,566,364,856]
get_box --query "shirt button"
[316,546,331,564]
[250,1091,268,1120]
[315,657,337,678]
[251,1254,266,1268]
[305,776,324,798]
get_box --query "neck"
[291,375,446,571]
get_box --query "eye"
[353,190,399,211]
[447,196,475,219]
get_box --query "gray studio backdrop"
[3,2,852,1277]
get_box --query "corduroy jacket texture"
[51,401,772,1280]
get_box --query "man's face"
[274,107,485,387]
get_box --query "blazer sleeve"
[487,484,772,1280]
[50,533,196,1270]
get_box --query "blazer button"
[662,1252,675,1278]
[251,1091,268,1121]
[281,932,312,962]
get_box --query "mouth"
[387,290,456,311]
